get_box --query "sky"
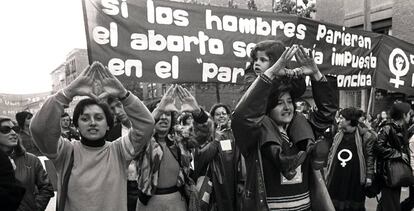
[0,0,313,94]
[0,0,86,94]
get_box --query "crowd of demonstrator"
[1,42,414,211]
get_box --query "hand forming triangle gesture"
[62,61,128,101]
[152,84,202,120]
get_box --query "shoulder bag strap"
[57,149,74,211]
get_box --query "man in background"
[107,96,137,211]
[16,111,42,156]
[60,112,80,141]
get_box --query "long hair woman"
[0,116,54,211]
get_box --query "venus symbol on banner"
[389,48,409,88]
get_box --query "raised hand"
[265,45,297,79]
[294,46,320,78]
[63,64,97,99]
[157,85,178,113]
[176,85,200,114]
[92,62,128,100]
[214,123,225,141]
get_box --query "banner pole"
[367,87,376,116]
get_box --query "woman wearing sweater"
[29,61,154,211]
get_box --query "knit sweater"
[30,91,154,211]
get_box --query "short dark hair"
[250,40,285,67]
[389,102,411,121]
[340,107,362,127]
[15,111,33,129]
[210,103,231,117]
[61,112,70,118]
[180,112,193,126]
[72,98,114,129]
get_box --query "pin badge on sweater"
[220,139,232,151]
[281,166,303,185]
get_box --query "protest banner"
[82,0,414,94]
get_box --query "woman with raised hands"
[136,84,211,211]
[191,102,246,211]
[29,61,154,211]
[232,44,339,211]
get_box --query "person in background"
[29,61,154,211]
[60,112,80,141]
[326,107,376,211]
[106,97,132,142]
[374,102,412,211]
[401,106,414,211]
[107,96,137,211]
[178,112,195,141]
[136,85,208,211]
[0,125,26,211]
[193,103,245,211]
[232,43,338,211]
[0,116,54,211]
[16,111,42,156]
[180,112,194,127]
[372,110,388,132]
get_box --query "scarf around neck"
[80,135,106,147]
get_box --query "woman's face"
[0,120,19,149]
[155,112,172,134]
[338,115,350,130]
[213,107,229,126]
[253,50,271,75]
[185,115,193,126]
[77,105,109,140]
[269,92,294,125]
[24,115,32,129]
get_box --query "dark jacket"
[0,150,26,211]
[359,126,377,180]
[12,152,54,211]
[232,75,338,211]
[326,125,376,186]
[374,119,410,184]
[194,124,245,211]
[19,131,42,156]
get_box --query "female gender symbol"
[337,149,352,167]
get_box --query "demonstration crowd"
[1,41,414,211]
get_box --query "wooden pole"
[215,83,221,103]
[364,0,373,113]
[367,87,376,116]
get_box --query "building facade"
[50,49,90,115]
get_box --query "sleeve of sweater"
[30,91,71,157]
[231,74,275,156]
[122,92,155,157]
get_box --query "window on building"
[350,24,364,30]
[161,84,167,95]
[147,83,158,99]
[372,18,392,35]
